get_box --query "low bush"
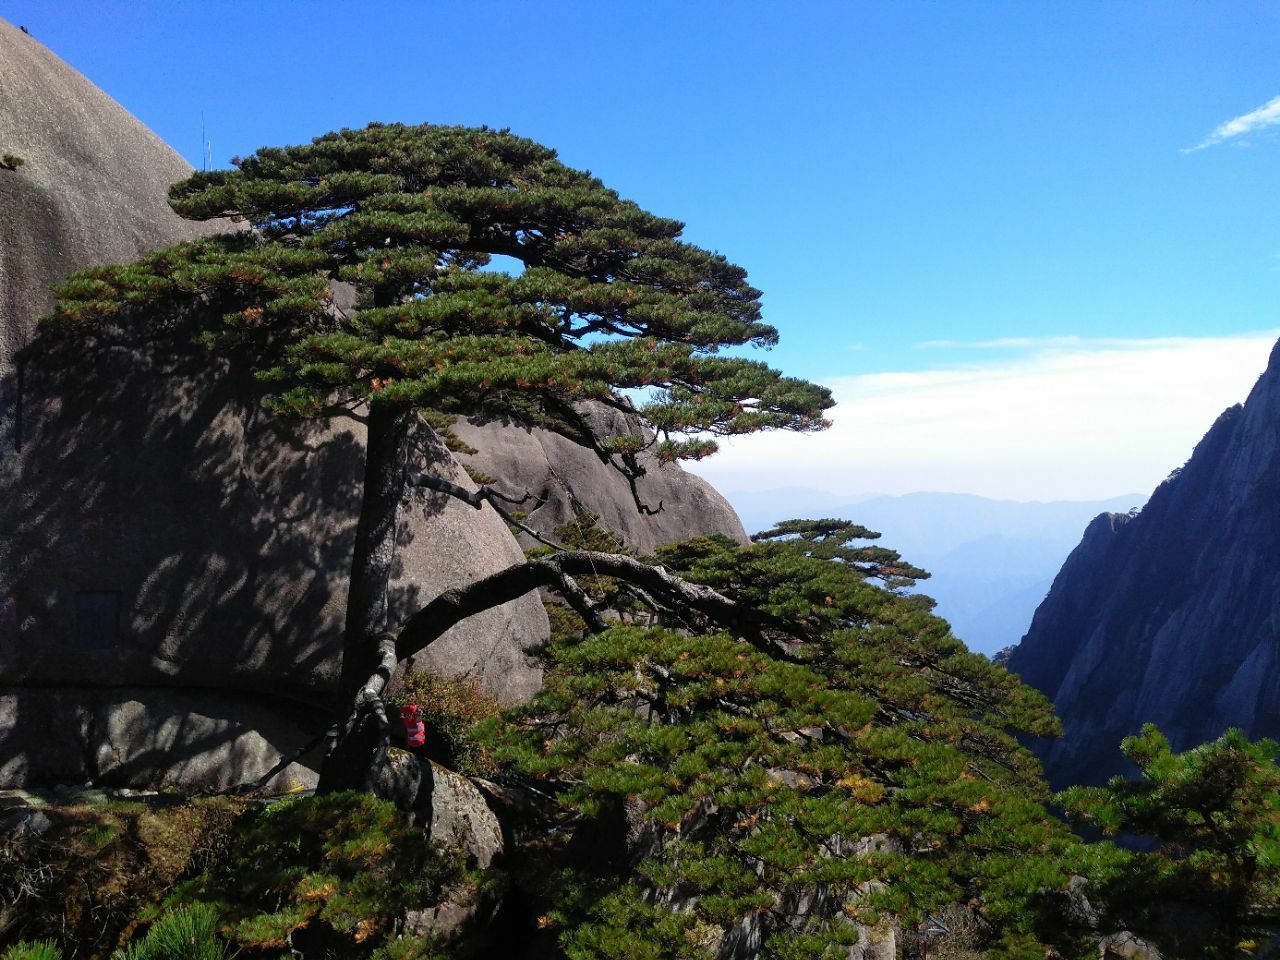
[165,792,463,955]
[111,905,232,960]
[392,671,502,777]
[1,940,60,960]
[0,792,471,958]
[0,797,243,953]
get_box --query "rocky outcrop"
[1008,337,1280,787]
[0,21,747,790]
[1099,932,1164,960]
[0,18,216,381]
[373,750,504,943]
[454,406,748,554]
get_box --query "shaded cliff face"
[1008,339,1280,788]
[0,21,748,788]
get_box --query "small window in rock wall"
[75,591,120,651]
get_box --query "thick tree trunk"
[318,402,411,793]
[341,403,412,691]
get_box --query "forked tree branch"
[409,471,496,508]
[408,471,567,550]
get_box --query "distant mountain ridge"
[1008,337,1280,788]
[724,488,1144,655]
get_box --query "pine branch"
[395,550,801,664]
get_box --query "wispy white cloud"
[689,331,1280,502]
[1184,95,1280,152]
[917,336,1067,349]
[916,334,1251,351]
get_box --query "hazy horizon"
[718,485,1147,508]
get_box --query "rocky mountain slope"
[1008,337,1280,787]
[0,18,743,790]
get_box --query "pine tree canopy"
[42,122,832,467]
[490,516,1081,958]
[1059,725,1280,958]
[749,518,932,593]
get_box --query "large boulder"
[454,405,748,554]
[0,19,546,788]
[0,18,215,373]
[373,751,504,943]
[0,687,323,791]
[4,335,549,701]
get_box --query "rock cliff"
[1008,337,1280,787]
[0,21,216,367]
[0,19,746,789]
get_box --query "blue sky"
[7,1,1280,499]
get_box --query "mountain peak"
[1007,336,1280,787]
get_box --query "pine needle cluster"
[1060,725,1280,958]
[42,122,832,466]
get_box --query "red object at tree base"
[401,703,426,749]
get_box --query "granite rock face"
[0,20,546,785]
[1,20,547,725]
[0,18,215,378]
[383,755,504,942]
[454,405,748,554]
[1008,337,1280,787]
[0,687,323,791]
[6,342,548,701]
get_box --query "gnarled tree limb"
[395,550,801,664]
[408,471,567,550]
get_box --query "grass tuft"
[1,941,61,960]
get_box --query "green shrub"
[1,941,61,960]
[111,904,233,960]
[393,671,502,776]
[370,935,449,960]
[1061,725,1280,958]
[0,798,243,953]
[166,792,463,953]
[0,154,24,171]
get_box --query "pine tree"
[487,516,1084,958]
[1059,725,1280,958]
[40,123,833,789]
